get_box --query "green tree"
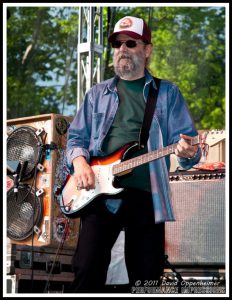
[7,6,225,130]
[7,7,79,118]
[148,6,225,129]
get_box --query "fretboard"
[112,135,199,176]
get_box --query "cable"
[43,219,70,293]
[164,255,184,293]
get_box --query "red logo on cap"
[119,17,133,29]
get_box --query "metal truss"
[77,7,104,109]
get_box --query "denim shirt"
[66,69,201,223]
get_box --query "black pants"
[69,189,165,293]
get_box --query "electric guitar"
[59,130,225,217]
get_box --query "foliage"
[148,6,225,130]
[7,7,79,118]
[7,6,225,129]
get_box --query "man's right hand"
[72,156,95,190]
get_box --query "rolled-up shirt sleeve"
[167,84,201,169]
[66,147,90,168]
[177,145,202,170]
[66,91,93,169]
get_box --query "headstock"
[200,130,226,147]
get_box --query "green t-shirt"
[102,77,151,192]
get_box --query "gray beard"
[113,53,144,80]
[114,64,136,79]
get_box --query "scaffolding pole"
[77,7,103,109]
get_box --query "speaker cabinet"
[6,114,80,249]
[165,174,225,266]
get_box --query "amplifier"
[165,171,225,266]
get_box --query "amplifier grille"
[165,178,225,265]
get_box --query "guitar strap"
[139,77,161,149]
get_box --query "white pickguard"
[62,160,123,214]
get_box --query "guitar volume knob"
[65,206,71,212]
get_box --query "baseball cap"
[108,16,151,44]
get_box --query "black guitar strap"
[139,77,161,148]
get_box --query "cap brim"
[108,30,142,42]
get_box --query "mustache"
[118,53,132,60]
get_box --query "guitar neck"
[113,135,200,176]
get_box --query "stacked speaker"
[6,114,80,249]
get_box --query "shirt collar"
[104,69,157,94]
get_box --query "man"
[66,16,201,293]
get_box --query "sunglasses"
[111,40,146,49]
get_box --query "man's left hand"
[175,133,198,159]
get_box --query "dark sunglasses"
[111,40,146,49]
